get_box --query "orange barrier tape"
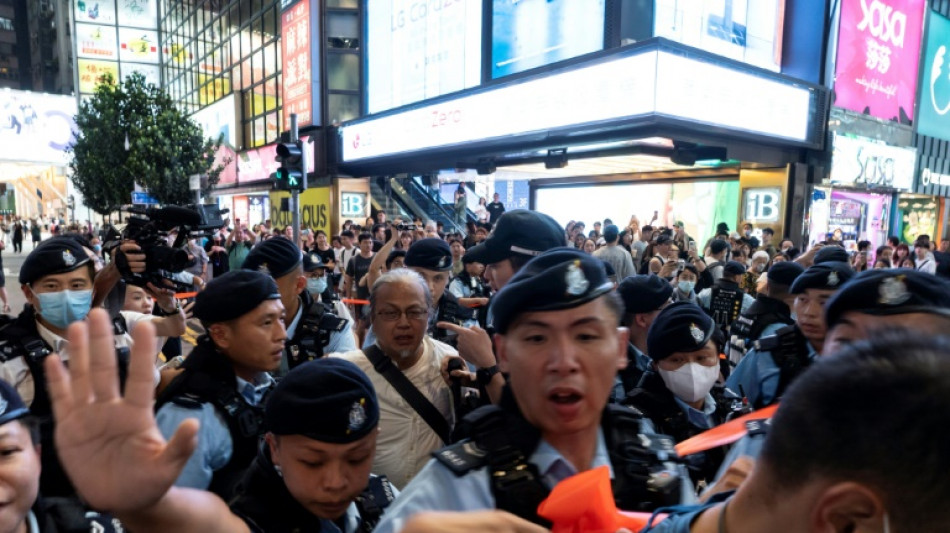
[675,404,779,456]
[174,292,197,299]
[341,298,370,305]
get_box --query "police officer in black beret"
[623,301,741,486]
[697,260,755,336]
[373,248,692,531]
[402,238,475,348]
[155,270,287,500]
[242,237,356,375]
[612,274,673,401]
[726,261,804,363]
[48,312,398,533]
[727,262,854,408]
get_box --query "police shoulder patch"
[432,439,489,477]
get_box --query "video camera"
[103,204,229,292]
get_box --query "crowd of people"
[0,201,946,533]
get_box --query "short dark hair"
[887,236,900,247]
[340,230,355,239]
[761,227,774,236]
[385,250,406,269]
[761,331,950,530]
[358,232,372,243]
[857,240,871,251]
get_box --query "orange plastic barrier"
[675,404,779,456]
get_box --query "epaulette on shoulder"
[169,393,204,410]
[431,439,489,477]
[745,417,771,438]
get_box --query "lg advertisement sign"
[833,0,925,123]
[917,11,950,141]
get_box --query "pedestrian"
[12,218,22,253]
[486,192,505,223]
[30,220,41,249]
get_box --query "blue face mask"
[35,289,93,329]
[677,280,695,294]
[306,277,327,295]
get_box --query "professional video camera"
[103,203,229,292]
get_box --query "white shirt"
[330,336,457,489]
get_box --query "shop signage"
[76,23,118,60]
[742,187,782,223]
[269,187,331,233]
[341,47,817,163]
[917,11,950,141]
[832,0,925,122]
[237,136,314,183]
[281,0,320,128]
[920,166,950,187]
[367,0,482,113]
[341,192,367,218]
[830,134,916,190]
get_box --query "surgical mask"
[753,263,765,273]
[658,362,720,403]
[306,277,327,295]
[35,289,93,329]
[677,280,695,294]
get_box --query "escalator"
[371,176,471,234]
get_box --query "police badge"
[827,270,839,287]
[438,256,449,269]
[565,261,589,296]
[257,262,271,275]
[62,249,76,266]
[689,323,704,344]
[0,395,7,417]
[348,398,367,433]
[879,276,911,306]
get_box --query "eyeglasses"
[375,308,429,322]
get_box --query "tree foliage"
[68,73,225,214]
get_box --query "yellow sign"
[269,187,331,234]
[77,59,119,94]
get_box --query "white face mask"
[658,362,720,403]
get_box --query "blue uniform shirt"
[611,344,652,403]
[640,492,733,533]
[725,340,818,407]
[281,296,357,374]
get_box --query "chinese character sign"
[917,11,950,141]
[833,0,925,123]
[281,0,318,128]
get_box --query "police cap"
[814,245,850,264]
[19,236,92,285]
[241,237,302,278]
[647,301,716,362]
[709,239,730,255]
[825,269,950,328]
[790,262,854,294]
[767,261,804,286]
[0,379,29,427]
[723,261,747,276]
[617,275,673,315]
[193,270,281,325]
[492,247,613,334]
[302,251,325,272]
[463,210,565,265]
[405,238,452,272]
[265,358,379,443]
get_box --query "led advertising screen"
[491,0,605,79]
[833,0,925,123]
[0,90,77,165]
[916,11,950,141]
[366,0,482,114]
[654,0,785,71]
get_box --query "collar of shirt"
[235,373,275,405]
[531,428,613,489]
[286,296,305,339]
[805,341,819,362]
[35,320,68,360]
[631,344,652,373]
[672,393,718,430]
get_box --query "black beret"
[302,251,325,272]
[647,302,716,361]
[265,358,379,443]
[709,239,730,254]
[405,238,453,272]
[463,210,565,264]
[790,262,854,294]
[814,245,850,264]
[617,275,673,314]
[723,261,747,276]
[767,261,804,286]
[193,270,281,324]
[0,379,29,426]
[241,237,303,278]
[825,269,950,328]
[655,234,673,246]
[19,236,92,284]
[492,247,613,334]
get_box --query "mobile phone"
[689,241,696,252]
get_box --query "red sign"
[236,137,314,183]
[281,0,315,128]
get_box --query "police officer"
[155,270,286,500]
[726,262,854,408]
[612,274,673,400]
[624,302,739,488]
[372,248,690,532]
[403,238,476,347]
[303,251,355,324]
[697,261,754,334]
[47,312,399,533]
[726,261,804,363]
[242,237,356,374]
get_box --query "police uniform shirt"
[611,344,652,403]
[639,492,733,533]
[696,287,755,315]
[0,320,137,407]
[371,429,615,533]
[330,336,457,489]
[278,294,357,375]
[155,372,275,490]
[725,341,819,408]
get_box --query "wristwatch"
[476,365,500,386]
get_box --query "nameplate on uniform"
[432,440,488,476]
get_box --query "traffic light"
[272,141,305,191]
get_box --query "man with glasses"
[330,269,459,490]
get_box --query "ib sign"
[917,11,950,141]
[833,0,925,123]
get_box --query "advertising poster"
[897,196,938,243]
[829,133,916,190]
[117,0,158,29]
[77,59,120,93]
[119,62,161,86]
[492,0,605,78]
[118,28,160,63]
[0,90,77,165]
[917,11,950,140]
[281,0,317,127]
[824,189,891,252]
[74,0,117,24]
[366,0,482,113]
[76,23,119,60]
[833,0,925,123]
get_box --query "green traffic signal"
[274,141,305,191]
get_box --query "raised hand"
[45,309,199,513]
